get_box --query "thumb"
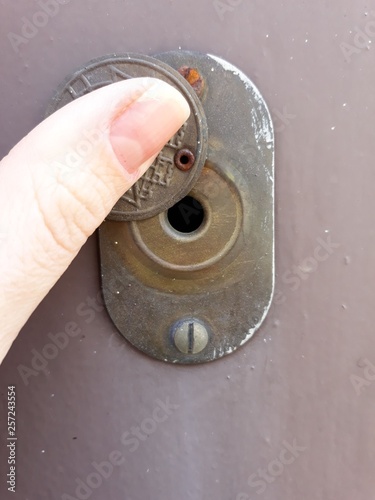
[0,77,190,362]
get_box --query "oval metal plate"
[99,51,275,364]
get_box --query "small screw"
[178,66,205,98]
[174,148,195,171]
[172,319,209,354]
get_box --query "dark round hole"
[180,155,189,165]
[167,196,205,234]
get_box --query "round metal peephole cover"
[45,53,208,221]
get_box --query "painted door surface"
[1,1,374,499]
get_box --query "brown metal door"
[1,1,374,499]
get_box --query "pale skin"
[0,78,190,363]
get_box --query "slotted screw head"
[171,319,209,354]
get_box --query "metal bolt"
[172,319,209,354]
[174,148,195,171]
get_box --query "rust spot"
[178,66,205,98]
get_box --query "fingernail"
[110,80,190,174]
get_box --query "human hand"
[0,78,190,363]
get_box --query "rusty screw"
[174,148,195,171]
[178,66,205,98]
[172,319,209,354]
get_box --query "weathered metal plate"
[99,51,275,364]
[45,53,208,221]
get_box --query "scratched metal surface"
[1,1,375,499]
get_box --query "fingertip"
[110,79,191,174]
